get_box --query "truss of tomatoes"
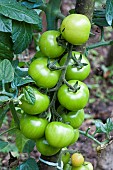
[19,14,91,158]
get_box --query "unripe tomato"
[71,165,87,170]
[28,57,61,88]
[45,122,74,148]
[61,109,84,129]
[63,163,72,170]
[20,114,48,139]
[60,14,91,45]
[84,162,93,170]
[70,129,79,145]
[61,148,70,165]
[57,80,89,111]
[36,137,60,156]
[20,86,50,115]
[71,153,84,167]
[39,30,65,58]
[59,51,90,81]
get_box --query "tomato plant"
[36,137,60,156]
[60,14,91,45]
[59,51,90,81]
[20,114,48,139]
[71,153,84,167]
[28,57,61,88]
[71,165,87,170]
[61,148,70,165]
[20,86,50,115]
[70,129,79,145]
[57,80,89,111]
[39,30,65,58]
[45,122,74,148]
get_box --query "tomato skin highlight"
[20,114,48,140]
[39,30,65,58]
[60,14,91,45]
[45,122,74,148]
[57,80,89,111]
[84,162,93,170]
[36,137,60,156]
[59,51,90,81]
[20,86,50,115]
[28,57,61,89]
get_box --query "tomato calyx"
[47,58,65,71]
[56,34,67,49]
[71,54,88,70]
[64,80,81,93]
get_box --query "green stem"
[79,130,101,145]
[9,101,20,129]
[86,39,113,50]
[0,126,17,136]
[0,91,14,98]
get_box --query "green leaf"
[0,0,42,26]
[0,106,9,127]
[104,118,113,133]
[23,86,36,105]
[0,96,10,103]
[12,21,33,54]
[15,129,29,153]
[0,59,14,83]
[0,14,12,32]
[0,140,8,150]
[16,158,39,170]
[106,0,113,25]
[23,140,35,154]
[11,66,34,88]
[0,32,13,60]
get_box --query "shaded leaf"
[0,32,13,60]
[12,21,33,54]
[0,59,14,83]
[0,106,9,127]
[15,129,28,153]
[23,140,35,154]
[0,140,8,150]
[16,158,39,170]
[0,14,12,32]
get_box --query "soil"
[1,0,113,170]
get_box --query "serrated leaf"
[0,140,8,150]
[16,158,39,170]
[0,32,13,60]
[12,21,33,54]
[23,140,35,153]
[15,129,29,153]
[0,59,14,83]
[0,14,12,32]
[23,86,36,104]
[0,96,10,103]
[0,0,42,26]
[106,0,113,26]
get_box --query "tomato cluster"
[19,14,93,169]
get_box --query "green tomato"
[84,162,93,170]
[60,14,91,45]
[63,164,72,170]
[36,137,60,156]
[57,80,89,111]
[39,30,65,58]
[20,86,50,115]
[70,129,79,145]
[45,122,74,148]
[71,165,87,170]
[61,109,84,129]
[59,51,90,81]
[28,57,61,88]
[20,114,48,139]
